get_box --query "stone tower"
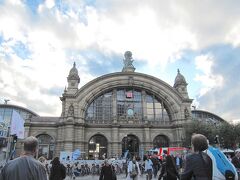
[67,62,80,94]
[173,69,189,99]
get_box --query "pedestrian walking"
[127,156,140,180]
[151,152,160,178]
[174,153,183,173]
[145,155,153,180]
[158,155,179,180]
[231,151,240,178]
[99,159,115,180]
[49,157,66,180]
[0,136,47,180]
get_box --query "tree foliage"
[183,120,240,149]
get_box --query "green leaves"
[183,120,240,149]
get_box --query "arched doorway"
[36,134,55,160]
[88,134,108,160]
[153,135,169,148]
[122,135,139,158]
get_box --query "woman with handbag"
[127,156,140,180]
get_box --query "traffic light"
[13,135,18,143]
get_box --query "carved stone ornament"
[184,108,189,118]
[122,51,135,72]
[68,104,74,117]
[124,51,134,68]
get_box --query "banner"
[60,151,72,162]
[10,110,24,139]
[72,149,81,160]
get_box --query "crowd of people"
[0,134,240,180]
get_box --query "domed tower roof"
[174,69,187,88]
[67,62,80,83]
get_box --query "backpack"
[205,146,238,180]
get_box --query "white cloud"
[194,54,223,96]
[226,23,240,47]
[45,0,55,9]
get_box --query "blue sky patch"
[41,87,63,96]
[81,50,123,76]
[23,0,44,14]
[12,41,31,59]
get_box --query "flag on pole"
[10,110,24,139]
[123,150,129,159]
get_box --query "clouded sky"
[0,0,240,123]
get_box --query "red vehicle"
[147,147,189,160]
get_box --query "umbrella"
[221,149,234,153]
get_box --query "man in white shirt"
[145,156,153,180]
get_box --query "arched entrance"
[36,134,55,159]
[153,135,169,148]
[88,134,108,160]
[122,135,139,158]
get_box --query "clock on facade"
[127,108,134,116]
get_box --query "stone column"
[24,125,30,138]
[144,127,152,151]
[111,127,119,157]
[55,125,63,157]
[75,126,85,153]
[63,121,75,151]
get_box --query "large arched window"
[146,93,170,121]
[153,135,169,148]
[86,92,112,121]
[85,88,171,122]
[37,134,55,160]
[88,134,108,160]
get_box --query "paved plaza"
[65,174,156,180]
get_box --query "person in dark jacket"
[99,159,115,180]
[49,157,66,180]
[0,136,47,180]
[181,134,212,180]
[158,155,179,180]
[174,153,183,172]
[231,151,240,170]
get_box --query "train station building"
[1,51,197,159]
